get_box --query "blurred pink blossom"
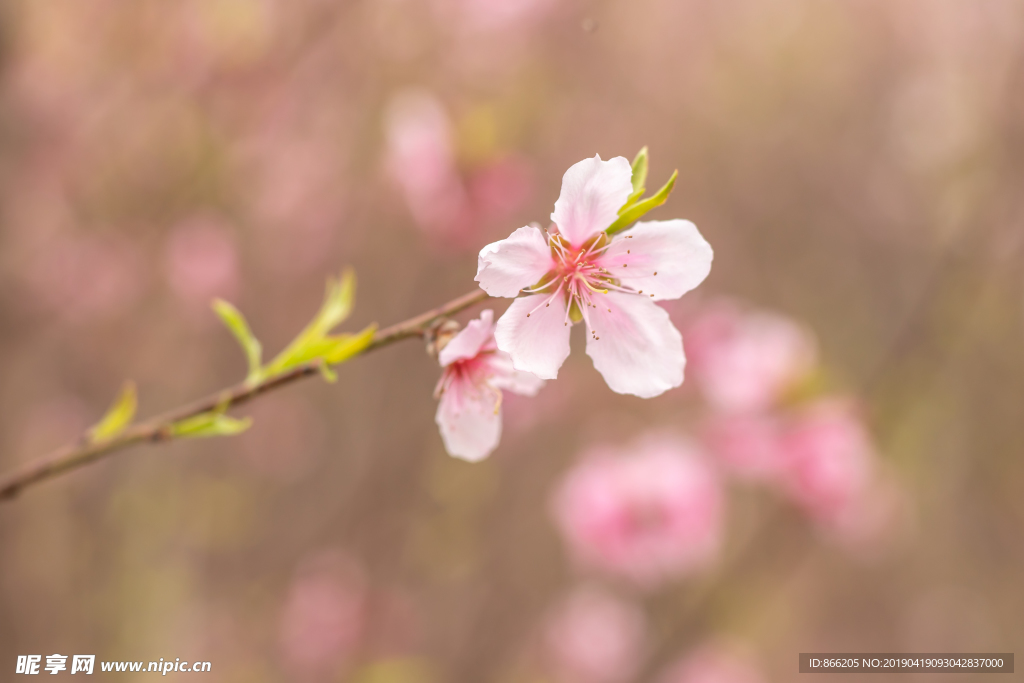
[702,413,787,482]
[163,215,240,306]
[551,435,723,586]
[823,468,908,557]
[447,0,558,33]
[384,90,473,242]
[657,643,766,683]
[704,397,902,553]
[384,90,535,250]
[779,399,875,529]
[434,309,544,461]
[542,585,647,683]
[467,153,535,222]
[684,301,817,413]
[279,550,366,676]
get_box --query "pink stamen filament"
[528,233,648,336]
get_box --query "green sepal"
[88,381,138,443]
[212,298,263,385]
[606,169,678,235]
[171,411,253,439]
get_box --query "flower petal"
[435,381,503,462]
[584,292,684,398]
[495,295,572,380]
[487,350,546,396]
[476,226,554,297]
[595,220,713,301]
[551,155,633,247]
[439,309,495,366]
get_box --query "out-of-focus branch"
[0,288,490,503]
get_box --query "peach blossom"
[542,585,647,683]
[684,302,816,413]
[435,309,544,461]
[657,643,766,683]
[279,551,366,675]
[163,215,240,305]
[478,155,713,397]
[551,435,723,586]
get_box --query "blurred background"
[1,0,1022,681]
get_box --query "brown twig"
[0,288,490,502]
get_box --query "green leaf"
[308,269,357,339]
[88,381,138,443]
[630,146,649,196]
[323,324,377,364]
[619,147,650,211]
[606,169,678,235]
[265,269,357,376]
[212,299,263,384]
[171,411,253,439]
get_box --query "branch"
[0,288,490,503]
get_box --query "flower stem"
[0,288,490,502]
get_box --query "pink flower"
[551,435,723,587]
[468,154,535,223]
[384,90,472,241]
[702,413,787,482]
[779,399,875,529]
[163,215,240,306]
[684,302,817,413]
[278,551,366,675]
[657,643,766,683]
[704,398,902,553]
[435,309,544,461]
[541,586,647,683]
[476,155,713,398]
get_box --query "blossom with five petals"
[434,309,544,461]
[476,154,713,398]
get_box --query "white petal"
[494,295,572,380]
[595,220,713,301]
[435,383,503,462]
[550,155,633,248]
[585,291,684,398]
[487,350,546,396]
[439,309,495,366]
[475,226,554,298]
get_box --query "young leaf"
[307,270,357,340]
[265,269,357,376]
[323,324,377,364]
[606,169,678,235]
[630,146,649,196]
[171,411,253,439]
[212,299,263,384]
[88,381,138,443]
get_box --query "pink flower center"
[435,354,502,414]
[522,234,627,339]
